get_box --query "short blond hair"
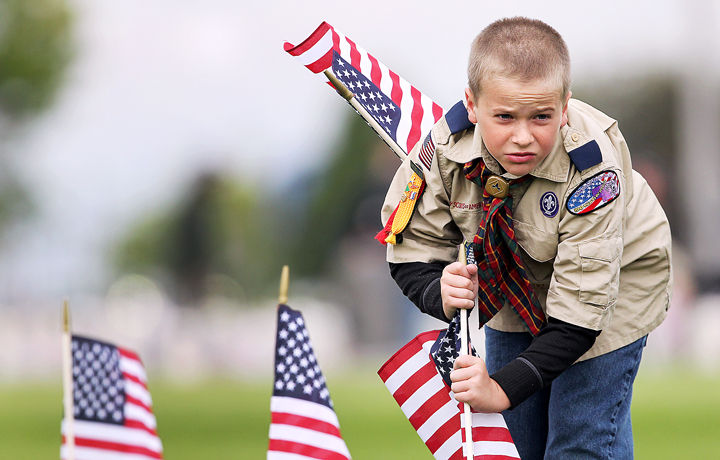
[468,17,570,98]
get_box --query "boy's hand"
[440,262,479,320]
[450,355,511,413]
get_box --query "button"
[571,133,580,142]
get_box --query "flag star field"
[72,337,126,425]
[273,306,331,406]
[332,52,401,140]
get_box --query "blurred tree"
[113,113,392,305]
[0,0,73,227]
[114,172,279,305]
[286,114,382,277]
[0,0,73,117]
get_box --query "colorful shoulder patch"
[566,170,621,215]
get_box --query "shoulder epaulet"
[564,126,603,171]
[567,140,602,171]
[445,100,474,134]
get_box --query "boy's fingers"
[453,354,475,369]
[466,264,479,289]
[443,272,475,290]
[445,262,474,280]
[445,261,467,274]
[444,285,476,300]
[450,380,471,395]
[443,295,474,310]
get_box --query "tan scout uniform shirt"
[382,99,672,361]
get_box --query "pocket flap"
[579,238,622,262]
[514,220,558,262]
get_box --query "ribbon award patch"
[566,170,621,215]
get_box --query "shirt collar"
[442,124,570,183]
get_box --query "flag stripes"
[268,440,349,460]
[268,394,350,459]
[61,336,163,460]
[62,421,162,453]
[379,330,520,460]
[268,305,351,459]
[268,424,350,456]
[419,133,436,170]
[62,434,162,459]
[271,413,343,438]
[60,446,162,460]
[284,21,444,156]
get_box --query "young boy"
[379,17,672,459]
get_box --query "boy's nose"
[511,124,533,146]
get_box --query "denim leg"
[485,327,549,460]
[545,336,647,460]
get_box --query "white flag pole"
[61,300,75,460]
[457,244,475,459]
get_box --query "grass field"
[2,366,719,459]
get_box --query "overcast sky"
[2,0,717,301]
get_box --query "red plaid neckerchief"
[463,158,546,335]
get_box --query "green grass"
[633,368,720,459]
[1,367,718,459]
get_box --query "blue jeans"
[485,327,647,460]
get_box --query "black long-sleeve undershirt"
[389,261,600,408]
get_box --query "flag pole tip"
[323,70,354,101]
[279,265,290,304]
[458,241,467,265]
[62,299,71,333]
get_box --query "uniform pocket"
[450,206,483,243]
[578,238,622,306]
[514,220,558,262]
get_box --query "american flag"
[567,170,620,215]
[284,21,444,156]
[267,304,351,459]
[61,335,163,460]
[378,315,520,460]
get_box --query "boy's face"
[465,77,570,177]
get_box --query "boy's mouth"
[505,152,536,163]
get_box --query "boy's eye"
[495,114,512,120]
[535,113,551,120]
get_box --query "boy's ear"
[561,90,572,127]
[464,87,478,124]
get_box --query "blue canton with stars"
[331,51,401,141]
[71,335,126,425]
[430,313,478,388]
[273,304,332,408]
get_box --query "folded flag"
[378,314,520,460]
[267,304,351,459]
[61,335,163,460]
[284,21,444,157]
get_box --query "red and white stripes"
[378,331,519,460]
[284,21,443,156]
[268,396,351,460]
[61,347,163,460]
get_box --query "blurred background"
[1,0,719,458]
